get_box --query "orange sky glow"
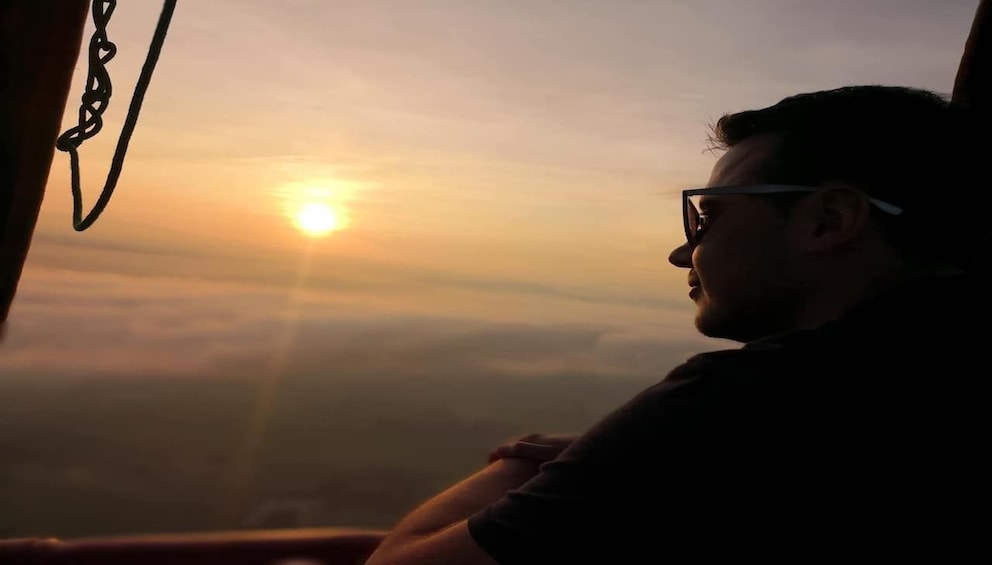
[0,0,977,380]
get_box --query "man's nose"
[668,241,692,268]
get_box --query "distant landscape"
[0,371,657,539]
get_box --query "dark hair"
[708,85,988,271]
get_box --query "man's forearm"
[377,458,539,544]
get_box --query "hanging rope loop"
[55,0,177,232]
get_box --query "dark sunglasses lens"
[685,198,699,244]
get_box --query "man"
[365,85,991,564]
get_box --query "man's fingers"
[511,441,566,461]
[490,439,569,463]
[488,433,579,464]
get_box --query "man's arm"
[368,368,712,564]
[364,457,540,565]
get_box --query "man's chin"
[695,311,752,343]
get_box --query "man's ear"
[801,185,872,253]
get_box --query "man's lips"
[688,273,701,298]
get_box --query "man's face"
[669,134,809,342]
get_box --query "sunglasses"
[682,184,904,247]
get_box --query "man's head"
[669,85,986,342]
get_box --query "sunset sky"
[0,0,979,380]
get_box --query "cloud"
[0,266,715,381]
[30,233,210,259]
[24,231,690,313]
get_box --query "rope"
[55,0,177,232]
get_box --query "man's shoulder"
[636,339,844,420]
[613,346,795,426]
[662,342,807,388]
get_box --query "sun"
[293,203,341,237]
[276,180,355,238]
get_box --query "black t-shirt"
[468,274,990,562]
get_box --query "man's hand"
[487,433,579,464]
[365,458,540,565]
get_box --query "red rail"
[0,527,386,565]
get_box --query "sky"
[0,0,980,380]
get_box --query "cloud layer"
[0,265,715,381]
